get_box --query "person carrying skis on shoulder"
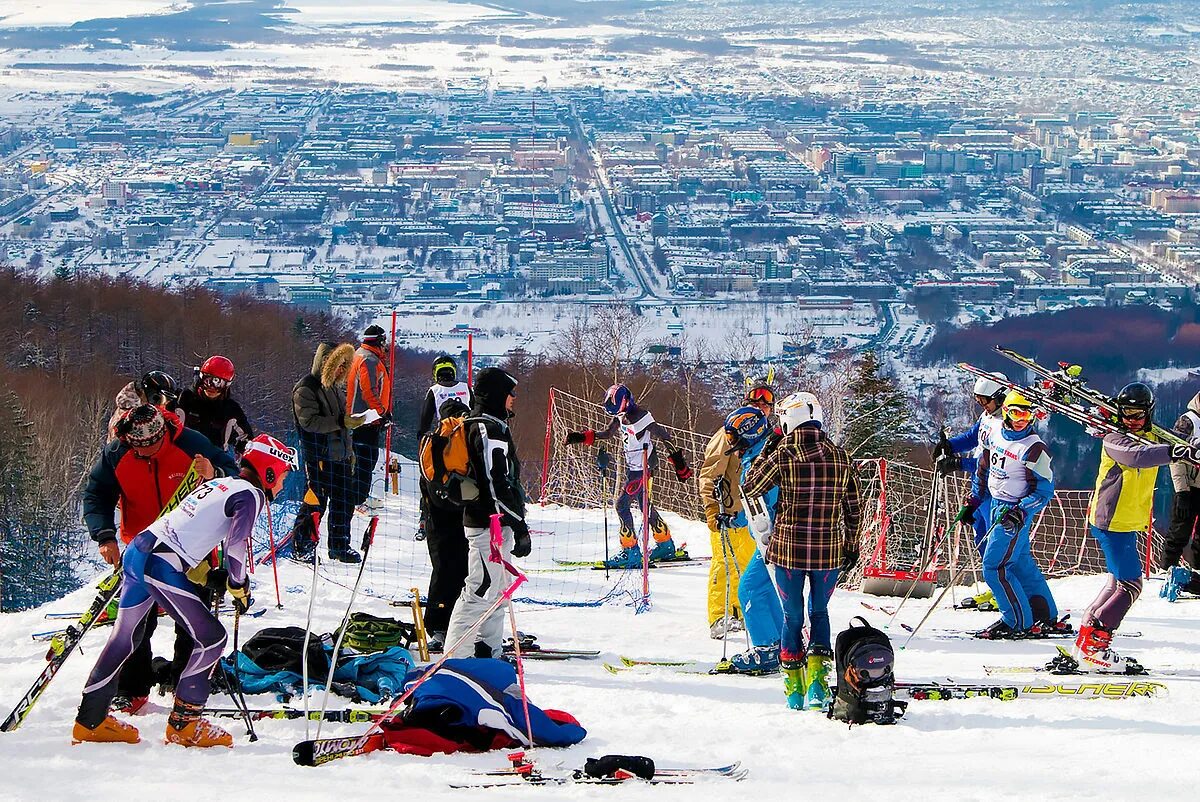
[564,383,692,568]
[72,434,297,747]
[346,324,392,511]
[742,391,861,710]
[416,355,473,539]
[444,368,528,659]
[1074,383,1200,671]
[1160,390,1200,600]
[698,407,764,639]
[81,403,240,721]
[971,391,1063,639]
[177,355,254,455]
[725,407,786,675]
[290,341,358,562]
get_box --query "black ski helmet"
[136,370,178,407]
[432,355,457,383]
[1114,382,1154,429]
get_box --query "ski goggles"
[1003,405,1035,423]
[1119,408,1148,421]
[746,387,775,405]
[200,375,231,391]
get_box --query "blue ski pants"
[771,567,839,663]
[982,504,1057,630]
[738,547,782,648]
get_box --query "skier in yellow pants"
[699,405,770,638]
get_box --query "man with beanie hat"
[346,324,392,510]
[444,367,529,659]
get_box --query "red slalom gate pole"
[265,502,282,608]
[383,310,398,483]
[538,387,556,503]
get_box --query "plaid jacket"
[741,426,861,571]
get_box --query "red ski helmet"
[241,434,297,495]
[200,355,235,382]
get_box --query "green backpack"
[337,612,418,653]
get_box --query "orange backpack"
[418,416,480,506]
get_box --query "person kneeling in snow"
[72,435,297,748]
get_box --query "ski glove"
[761,427,784,458]
[511,520,531,558]
[935,454,961,476]
[668,449,692,481]
[566,430,594,446]
[954,503,978,525]
[714,512,735,530]
[932,430,953,462]
[1170,443,1200,466]
[227,581,253,614]
[595,447,611,476]
[841,545,860,573]
[999,505,1026,532]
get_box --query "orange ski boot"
[164,699,233,748]
[72,715,140,745]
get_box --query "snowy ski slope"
[2,502,1199,800]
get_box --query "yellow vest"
[1088,432,1158,533]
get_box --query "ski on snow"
[205,707,387,723]
[984,645,1197,679]
[450,752,746,788]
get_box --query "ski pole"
[301,510,322,740]
[506,599,535,749]
[314,515,379,741]
[887,470,945,629]
[293,571,528,767]
[264,502,283,609]
[231,607,259,742]
[713,476,734,661]
[597,448,611,580]
[901,516,1004,649]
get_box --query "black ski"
[2,570,122,732]
[206,707,386,723]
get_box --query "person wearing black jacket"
[420,397,472,652]
[177,355,254,455]
[290,342,358,562]
[444,367,529,659]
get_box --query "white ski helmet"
[778,391,823,434]
[972,372,1009,400]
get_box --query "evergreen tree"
[842,351,912,459]
[0,391,84,611]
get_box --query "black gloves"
[596,448,611,477]
[511,520,531,558]
[935,454,962,476]
[565,431,586,445]
[761,427,784,457]
[841,546,860,573]
[999,505,1026,532]
[668,449,692,481]
[954,503,978,525]
[714,513,734,529]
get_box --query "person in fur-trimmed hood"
[291,341,359,562]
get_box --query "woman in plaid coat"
[742,391,862,710]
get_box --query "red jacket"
[82,413,239,544]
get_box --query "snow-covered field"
[3,492,1200,800]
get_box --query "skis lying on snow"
[450,752,746,788]
[552,556,705,571]
[206,707,387,723]
[894,679,1167,700]
[984,645,1196,678]
[2,570,122,732]
[603,656,774,677]
[501,633,599,660]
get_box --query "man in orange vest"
[345,325,392,531]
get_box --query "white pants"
[444,524,515,659]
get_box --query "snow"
[3,487,1199,799]
[0,1,188,28]
[279,1,518,25]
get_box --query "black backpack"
[240,626,330,677]
[827,617,906,725]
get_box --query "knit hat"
[362,324,386,345]
[118,404,166,448]
[114,381,141,413]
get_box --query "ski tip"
[292,741,316,767]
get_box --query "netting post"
[539,387,556,503]
[467,332,473,385]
